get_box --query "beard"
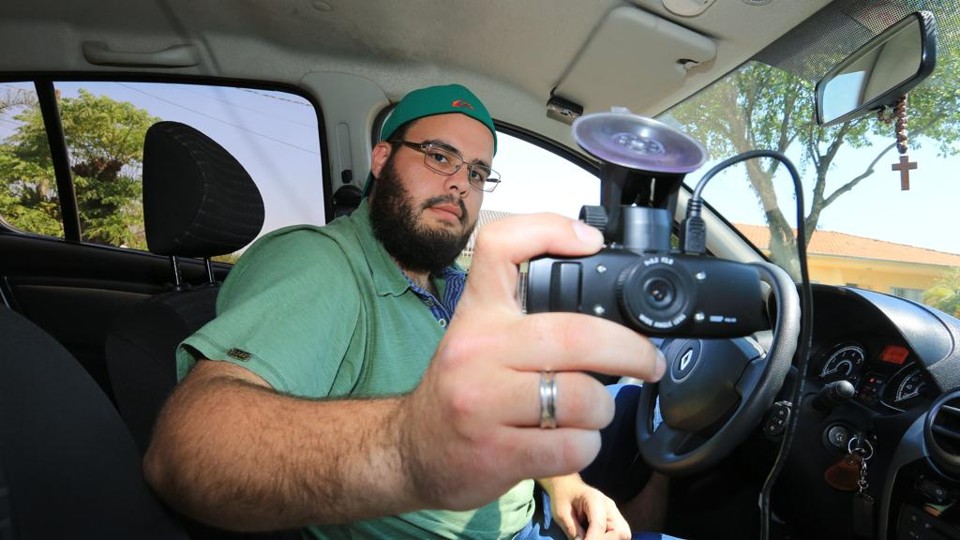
[370,158,476,275]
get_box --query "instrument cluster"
[816,341,935,411]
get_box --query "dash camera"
[523,109,767,338]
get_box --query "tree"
[670,33,960,278]
[0,87,61,236]
[924,267,960,317]
[0,89,158,247]
[0,86,37,114]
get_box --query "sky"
[682,135,954,254]
[1,80,957,256]
[490,123,958,256]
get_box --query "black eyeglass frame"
[390,139,502,192]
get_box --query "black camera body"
[525,247,767,338]
[523,110,769,339]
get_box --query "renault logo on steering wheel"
[672,347,699,381]
[680,349,694,371]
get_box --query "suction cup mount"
[572,108,707,250]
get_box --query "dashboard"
[769,285,960,540]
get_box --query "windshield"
[662,21,960,316]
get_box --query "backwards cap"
[379,84,497,153]
[364,84,497,197]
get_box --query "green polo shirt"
[177,200,534,539]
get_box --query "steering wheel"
[636,261,800,475]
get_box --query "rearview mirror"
[815,11,936,127]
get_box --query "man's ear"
[370,141,393,180]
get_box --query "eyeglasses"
[390,140,501,192]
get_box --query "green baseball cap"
[379,84,497,151]
[364,84,497,196]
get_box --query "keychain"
[848,435,875,538]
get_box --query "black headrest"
[143,121,265,258]
[332,184,363,218]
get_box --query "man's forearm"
[144,364,420,531]
[535,473,583,494]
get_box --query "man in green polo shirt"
[145,84,667,539]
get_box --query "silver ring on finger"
[539,370,558,429]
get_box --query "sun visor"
[552,7,716,116]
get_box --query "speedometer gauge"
[896,369,927,402]
[819,344,866,383]
[882,363,933,411]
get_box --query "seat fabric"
[0,307,189,539]
[107,286,218,453]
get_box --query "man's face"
[369,114,494,274]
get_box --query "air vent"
[925,390,960,478]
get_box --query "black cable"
[684,150,814,540]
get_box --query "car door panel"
[0,230,228,401]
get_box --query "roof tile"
[736,224,960,266]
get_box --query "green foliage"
[669,37,960,278]
[0,89,157,248]
[0,126,62,236]
[211,252,242,265]
[924,267,960,317]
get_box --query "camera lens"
[617,258,694,334]
[644,277,675,308]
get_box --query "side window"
[0,83,61,237]
[484,132,599,218]
[0,81,324,253]
[457,131,600,269]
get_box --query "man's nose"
[444,167,470,197]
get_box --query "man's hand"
[539,474,631,540]
[400,214,666,511]
[146,213,664,531]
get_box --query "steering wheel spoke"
[647,421,698,462]
[736,357,767,398]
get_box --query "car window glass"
[0,81,324,255]
[0,82,61,237]
[456,131,600,270]
[663,54,960,306]
[483,132,599,218]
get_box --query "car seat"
[0,305,190,539]
[104,122,304,539]
[105,121,265,456]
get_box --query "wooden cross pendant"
[891,154,917,191]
